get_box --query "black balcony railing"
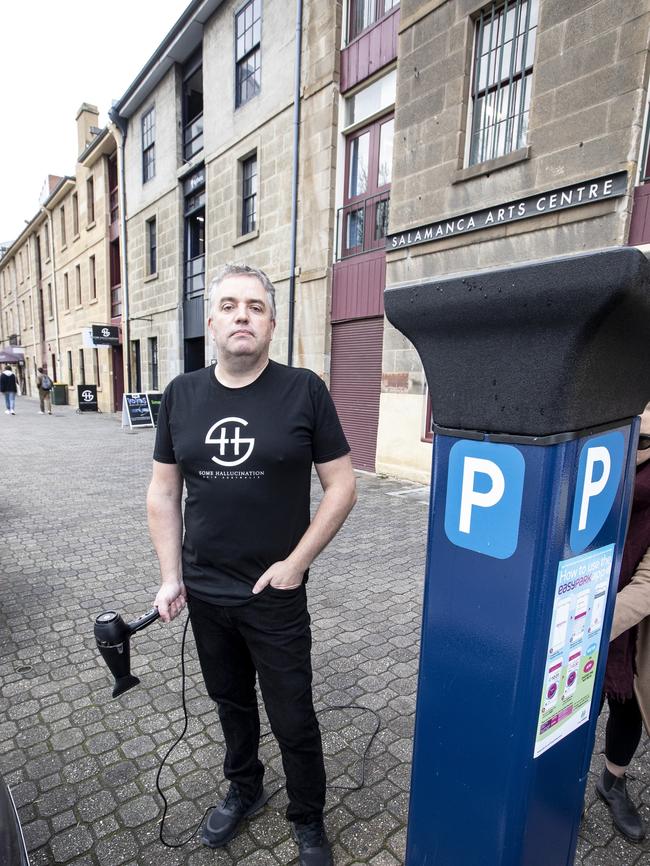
[336,190,390,260]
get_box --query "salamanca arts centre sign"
[386,171,628,250]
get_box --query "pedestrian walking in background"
[597,406,650,841]
[148,264,356,866]
[1,365,18,414]
[36,366,53,415]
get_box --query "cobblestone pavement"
[0,397,648,866]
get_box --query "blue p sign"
[570,431,625,553]
[445,441,526,559]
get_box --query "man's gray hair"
[208,264,276,321]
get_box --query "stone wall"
[377,0,650,480]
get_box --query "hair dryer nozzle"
[112,674,141,698]
[94,608,159,698]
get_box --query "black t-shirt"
[153,361,350,604]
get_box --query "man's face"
[208,275,275,363]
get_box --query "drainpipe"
[108,108,131,392]
[41,207,62,382]
[287,0,303,367]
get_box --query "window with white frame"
[348,0,399,43]
[467,0,538,167]
[235,0,261,108]
[241,153,258,235]
[142,107,156,182]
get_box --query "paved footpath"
[0,397,648,866]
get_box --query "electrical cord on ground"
[155,613,382,849]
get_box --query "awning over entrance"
[0,348,25,364]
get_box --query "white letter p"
[459,457,506,534]
[578,446,611,531]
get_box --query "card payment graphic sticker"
[534,545,615,758]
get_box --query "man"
[148,264,356,866]
[36,366,53,415]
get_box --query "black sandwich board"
[77,385,98,412]
[122,392,164,429]
[122,393,153,428]
[147,392,163,427]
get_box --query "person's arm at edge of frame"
[610,546,650,641]
[252,454,357,594]
[148,459,187,622]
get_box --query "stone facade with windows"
[115,0,343,390]
[380,0,650,482]
[0,106,123,414]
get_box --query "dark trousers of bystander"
[600,692,643,767]
[187,586,326,825]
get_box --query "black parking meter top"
[384,246,650,437]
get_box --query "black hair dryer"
[94,608,160,698]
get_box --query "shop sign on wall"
[387,171,627,250]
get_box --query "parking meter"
[384,246,650,866]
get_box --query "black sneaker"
[596,769,646,842]
[293,819,333,866]
[201,783,269,848]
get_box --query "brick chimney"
[76,103,100,156]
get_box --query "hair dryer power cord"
[155,614,381,849]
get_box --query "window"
[64,273,70,310]
[131,340,142,392]
[79,349,86,385]
[348,0,398,42]
[184,174,205,299]
[146,217,157,275]
[142,107,156,182]
[467,0,538,166]
[87,176,95,224]
[72,193,79,236]
[47,283,53,318]
[109,154,119,225]
[110,240,121,317]
[44,221,50,259]
[235,0,261,108]
[241,154,258,235]
[149,337,159,390]
[183,52,204,161]
[89,255,96,300]
[67,350,74,385]
[60,206,66,247]
[75,265,82,306]
[36,235,42,280]
[345,69,396,127]
[339,114,393,258]
[93,348,100,388]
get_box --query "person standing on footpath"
[1,365,18,414]
[147,263,356,866]
[35,366,53,415]
[596,406,650,841]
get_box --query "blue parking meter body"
[384,247,650,866]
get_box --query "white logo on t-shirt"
[205,417,255,466]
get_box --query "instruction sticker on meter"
[533,544,615,758]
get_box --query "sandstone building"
[0,106,124,414]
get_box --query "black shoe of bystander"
[596,769,646,842]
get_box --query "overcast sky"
[0,0,190,243]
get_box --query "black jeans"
[187,586,326,824]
